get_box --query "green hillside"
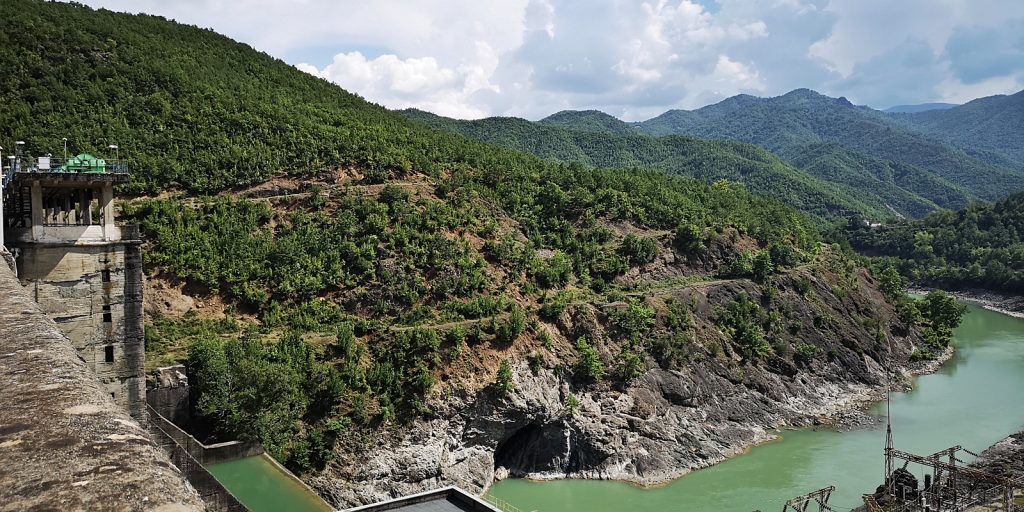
[778,143,974,217]
[850,192,1024,293]
[538,110,639,136]
[402,109,894,220]
[893,91,1024,169]
[635,89,1024,203]
[2,0,826,474]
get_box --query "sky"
[78,0,1024,121]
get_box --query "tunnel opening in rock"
[493,422,567,476]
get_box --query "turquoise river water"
[488,302,1024,511]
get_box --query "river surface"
[488,302,1024,511]
[206,454,334,512]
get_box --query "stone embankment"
[0,254,206,511]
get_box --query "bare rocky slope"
[310,250,930,507]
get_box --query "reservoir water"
[206,453,334,512]
[488,302,1024,511]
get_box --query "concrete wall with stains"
[0,254,205,511]
[14,232,146,421]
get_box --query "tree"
[878,267,903,302]
[920,290,966,329]
[752,251,774,283]
[187,334,231,422]
[495,359,514,396]
[574,337,605,381]
[618,234,658,265]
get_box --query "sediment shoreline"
[909,287,1024,319]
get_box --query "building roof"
[344,487,503,512]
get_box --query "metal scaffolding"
[783,486,836,512]
[863,444,1022,511]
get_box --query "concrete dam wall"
[0,255,206,511]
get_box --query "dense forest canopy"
[892,91,1024,170]
[850,192,1024,293]
[402,109,897,221]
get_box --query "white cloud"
[711,55,765,92]
[77,0,1024,119]
[936,74,1024,104]
[300,47,499,118]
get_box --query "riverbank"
[488,301,1024,512]
[909,287,1024,319]
[316,269,941,508]
[972,430,1024,479]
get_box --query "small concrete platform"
[345,487,502,512]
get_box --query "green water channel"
[206,454,334,512]
[489,302,1024,511]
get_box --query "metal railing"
[482,492,525,512]
[14,156,129,175]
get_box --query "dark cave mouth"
[493,422,571,475]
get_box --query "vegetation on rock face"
[851,192,1024,294]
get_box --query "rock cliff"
[311,256,932,508]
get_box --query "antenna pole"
[884,332,894,491]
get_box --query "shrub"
[615,342,645,381]
[574,337,605,381]
[608,300,656,337]
[618,234,659,265]
[564,393,580,416]
[674,223,705,253]
[496,307,527,343]
[717,294,771,362]
[795,343,821,363]
[495,359,514,396]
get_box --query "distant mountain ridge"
[893,90,1024,169]
[403,108,949,220]
[405,88,1024,220]
[629,89,1024,205]
[884,103,958,113]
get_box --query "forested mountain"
[538,110,638,135]
[632,89,1024,204]
[778,143,973,218]
[894,91,1024,169]
[850,192,1024,294]
[403,109,916,220]
[0,0,818,475]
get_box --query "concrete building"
[1,152,146,421]
[344,487,505,512]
